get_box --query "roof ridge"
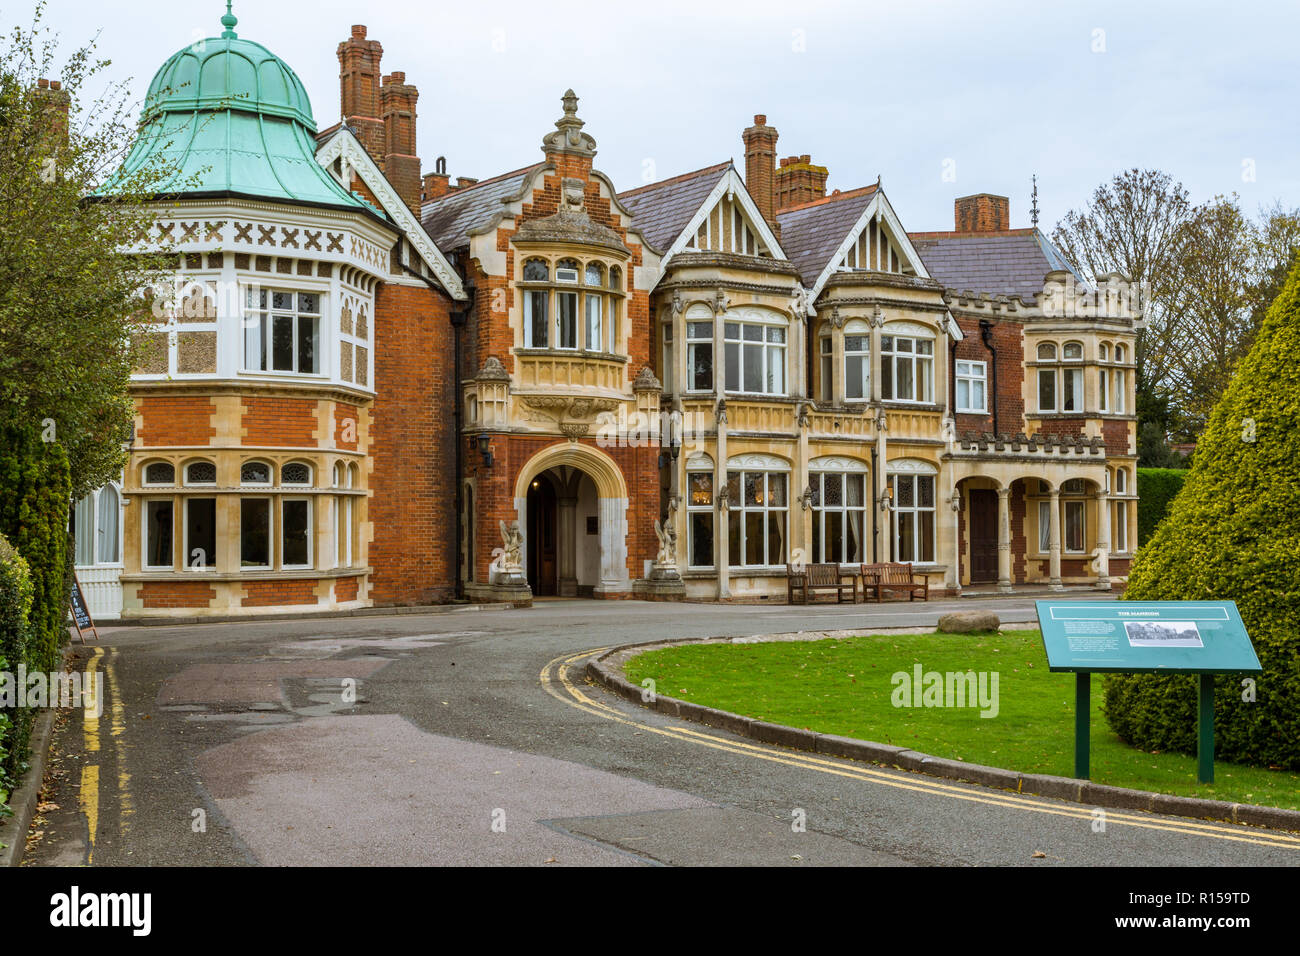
[908,228,1036,239]
[421,162,544,208]
[776,183,877,215]
[618,160,732,199]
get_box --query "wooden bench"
[787,563,858,604]
[860,562,929,602]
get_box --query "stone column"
[795,405,811,565]
[672,296,687,399]
[1048,488,1063,591]
[557,495,578,596]
[997,485,1012,593]
[946,481,962,595]
[1094,489,1111,591]
[715,401,729,601]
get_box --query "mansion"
[70,10,1139,619]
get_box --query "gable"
[681,181,776,258]
[807,190,930,298]
[316,129,466,300]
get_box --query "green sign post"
[1035,601,1261,783]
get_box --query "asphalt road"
[18,594,1300,866]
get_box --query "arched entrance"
[514,442,631,598]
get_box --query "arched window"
[522,258,549,282]
[584,262,604,286]
[347,463,359,489]
[1037,342,1058,361]
[241,461,272,485]
[1115,468,1127,494]
[1115,344,1127,363]
[96,485,120,564]
[887,459,938,563]
[144,461,175,485]
[726,454,789,567]
[685,453,715,568]
[282,462,312,486]
[1062,342,1084,360]
[809,457,869,564]
[73,492,95,565]
[333,462,345,488]
[609,266,621,291]
[555,259,579,283]
[185,460,216,485]
[1037,343,1059,411]
[1098,343,1110,361]
[1113,344,1128,412]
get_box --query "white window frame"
[843,321,870,402]
[143,461,176,487]
[819,334,833,402]
[726,468,789,567]
[1064,499,1086,554]
[880,332,934,404]
[955,360,987,413]
[890,473,937,563]
[1038,500,1051,553]
[810,470,868,564]
[243,288,323,376]
[685,465,715,569]
[282,461,313,487]
[724,318,787,397]
[523,289,548,348]
[686,320,714,392]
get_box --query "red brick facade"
[136,395,216,446]
[242,579,319,607]
[140,581,216,608]
[241,397,319,447]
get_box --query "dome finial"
[220,1,238,39]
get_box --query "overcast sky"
[19,0,1300,234]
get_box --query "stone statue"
[499,519,523,570]
[654,516,678,568]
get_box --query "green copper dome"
[104,5,370,213]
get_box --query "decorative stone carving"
[715,398,728,425]
[790,284,816,322]
[870,306,885,328]
[653,516,678,568]
[712,288,730,314]
[540,89,597,157]
[828,305,844,329]
[632,367,662,392]
[671,290,685,316]
[478,356,511,381]
[560,422,588,442]
[796,402,811,429]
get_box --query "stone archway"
[514,442,631,597]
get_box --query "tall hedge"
[1102,260,1300,770]
[0,534,34,803]
[1136,468,1187,545]
[0,418,70,678]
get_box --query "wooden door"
[527,475,558,595]
[968,489,998,584]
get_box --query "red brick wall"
[1010,480,1027,583]
[242,579,318,607]
[952,314,1023,435]
[335,403,359,451]
[1033,418,1087,440]
[466,435,657,590]
[1103,419,1131,455]
[335,576,360,601]
[136,396,216,446]
[139,581,215,608]
[368,281,458,605]
[242,397,318,447]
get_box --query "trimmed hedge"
[0,535,34,809]
[1103,259,1300,770]
[1137,468,1187,546]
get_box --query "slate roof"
[907,228,1083,303]
[774,185,878,285]
[421,164,544,251]
[617,162,731,255]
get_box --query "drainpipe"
[979,319,998,433]
[870,446,878,563]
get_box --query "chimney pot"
[754,114,766,124]
[37,77,49,89]
[50,80,60,90]
[352,25,367,38]
[800,154,810,164]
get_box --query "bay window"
[725,319,786,395]
[890,472,935,562]
[518,257,626,354]
[844,321,870,401]
[686,468,715,568]
[880,331,933,402]
[244,289,321,374]
[810,469,867,564]
[726,468,788,566]
[687,320,713,391]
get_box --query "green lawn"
[625,630,1300,810]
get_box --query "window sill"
[122,566,371,583]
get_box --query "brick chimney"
[742,114,779,228]
[955,194,1011,233]
[775,154,828,210]
[34,78,71,149]
[380,70,421,215]
[422,169,451,202]
[337,26,385,165]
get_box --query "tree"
[1102,256,1300,770]
[1051,169,1198,439]
[0,2,180,497]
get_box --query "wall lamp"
[657,437,681,470]
[477,433,493,469]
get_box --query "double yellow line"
[541,647,1300,852]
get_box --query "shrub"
[0,534,34,805]
[1103,260,1300,770]
[1136,468,1188,546]
[0,418,71,678]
